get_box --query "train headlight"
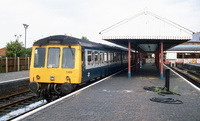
[50,76,55,81]
[66,76,70,82]
[36,75,40,79]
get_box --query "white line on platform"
[164,64,200,92]
[12,68,127,121]
[0,77,29,84]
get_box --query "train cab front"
[29,42,82,100]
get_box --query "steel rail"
[0,95,36,111]
[0,90,31,100]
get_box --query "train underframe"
[29,81,77,102]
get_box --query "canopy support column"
[155,50,157,67]
[158,47,160,72]
[139,49,141,69]
[135,48,137,72]
[155,48,158,70]
[128,42,131,78]
[160,42,163,79]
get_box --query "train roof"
[167,45,200,51]
[33,35,128,51]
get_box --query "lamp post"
[14,34,22,57]
[23,24,29,57]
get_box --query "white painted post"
[6,57,8,73]
[28,57,30,70]
[25,56,26,70]
[14,54,16,71]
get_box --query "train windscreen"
[47,48,60,68]
[34,48,46,68]
[62,48,75,68]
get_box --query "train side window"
[95,51,98,64]
[100,52,104,64]
[92,52,94,65]
[111,53,113,63]
[117,53,119,62]
[118,53,121,62]
[114,52,116,62]
[99,52,101,64]
[98,52,100,64]
[34,48,46,68]
[109,52,113,63]
[123,53,127,60]
[108,53,110,63]
[87,51,92,65]
[104,52,107,63]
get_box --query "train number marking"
[66,71,72,73]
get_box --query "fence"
[0,57,31,73]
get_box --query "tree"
[81,36,89,41]
[5,40,25,57]
[26,48,32,57]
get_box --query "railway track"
[1,69,123,120]
[170,66,200,88]
[0,90,46,120]
[0,79,100,120]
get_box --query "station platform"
[0,70,29,82]
[22,64,200,121]
[0,71,29,98]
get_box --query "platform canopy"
[99,10,194,53]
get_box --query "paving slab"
[22,64,200,121]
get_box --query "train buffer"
[16,64,200,121]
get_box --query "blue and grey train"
[29,35,134,100]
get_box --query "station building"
[165,32,200,66]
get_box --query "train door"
[81,48,86,82]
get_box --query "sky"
[0,0,200,49]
